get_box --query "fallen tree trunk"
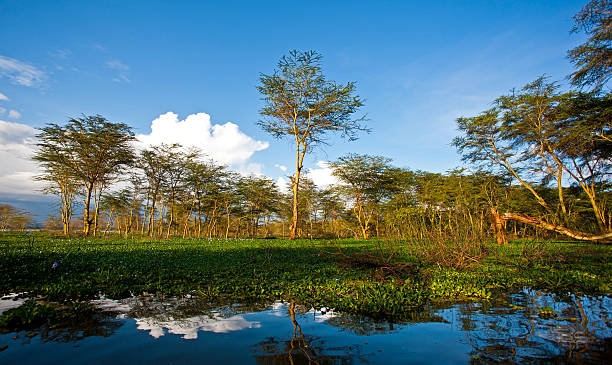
[501,212,612,244]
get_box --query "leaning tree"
[257,50,367,239]
[453,78,612,243]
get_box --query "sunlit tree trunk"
[490,207,507,245]
[225,203,231,240]
[93,182,104,237]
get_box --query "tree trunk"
[60,181,73,237]
[83,182,94,236]
[93,183,103,237]
[489,207,507,245]
[225,203,231,240]
[501,212,612,243]
[166,189,175,238]
[290,168,301,240]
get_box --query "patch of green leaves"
[0,232,609,321]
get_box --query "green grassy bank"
[1,233,610,320]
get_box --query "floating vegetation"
[0,233,610,321]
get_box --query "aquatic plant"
[0,232,610,321]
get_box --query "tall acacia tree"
[34,115,135,236]
[138,143,178,236]
[33,128,80,236]
[257,50,367,239]
[568,0,611,90]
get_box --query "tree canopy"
[568,0,612,90]
[34,115,135,236]
[453,77,612,242]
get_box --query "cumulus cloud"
[306,161,338,187]
[8,110,20,119]
[0,92,8,101]
[276,177,289,194]
[234,162,265,176]
[0,55,45,87]
[0,120,43,195]
[136,112,269,168]
[0,107,5,115]
[135,314,261,339]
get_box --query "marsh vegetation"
[0,1,611,363]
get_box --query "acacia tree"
[257,50,367,239]
[163,148,197,238]
[453,78,612,243]
[182,157,220,238]
[237,176,281,238]
[330,154,400,239]
[34,116,135,236]
[138,143,178,236]
[568,0,611,90]
[33,128,80,236]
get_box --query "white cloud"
[0,107,5,115]
[306,161,338,187]
[136,112,269,168]
[91,296,261,340]
[276,177,289,194]
[8,110,20,119]
[0,55,45,87]
[107,60,130,83]
[135,314,261,339]
[0,92,8,101]
[274,164,287,172]
[234,162,264,176]
[0,120,43,195]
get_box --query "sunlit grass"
[1,232,610,320]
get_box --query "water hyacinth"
[0,232,609,322]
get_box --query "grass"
[0,232,610,321]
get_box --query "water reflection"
[93,296,262,339]
[0,289,610,364]
[441,288,612,363]
[0,294,27,314]
[31,317,123,344]
[2,297,123,346]
[252,300,369,364]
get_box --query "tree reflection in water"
[12,314,123,345]
[253,300,368,365]
[449,289,612,363]
[2,290,609,364]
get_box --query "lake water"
[1,288,610,364]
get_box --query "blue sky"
[0,0,587,203]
